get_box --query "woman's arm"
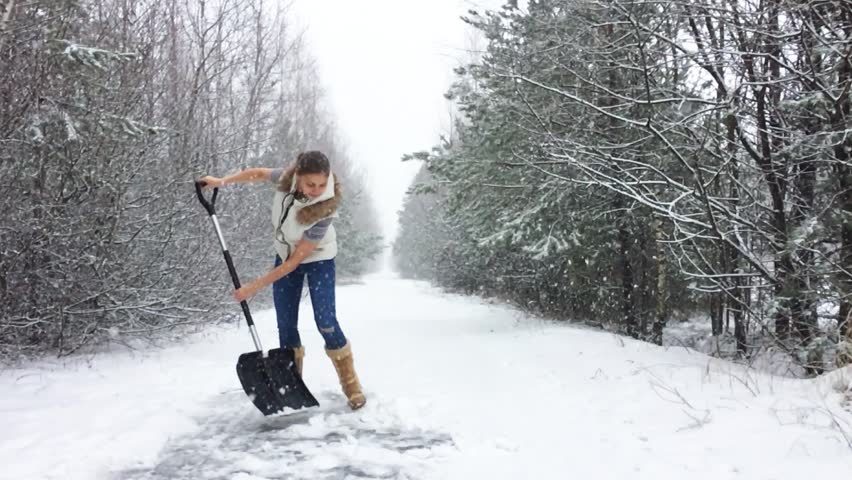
[233,239,319,302]
[199,167,275,188]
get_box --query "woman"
[199,151,366,410]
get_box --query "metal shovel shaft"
[195,181,263,353]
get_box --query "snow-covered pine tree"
[395,2,687,340]
[396,0,852,372]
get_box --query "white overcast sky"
[289,0,505,244]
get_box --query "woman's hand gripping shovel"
[194,181,319,415]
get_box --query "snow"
[2,273,851,479]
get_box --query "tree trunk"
[618,216,636,338]
[835,52,852,366]
[733,0,795,338]
[724,111,748,355]
[650,218,667,345]
[835,165,851,361]
[710,293,723,336]
[0,0,15,44]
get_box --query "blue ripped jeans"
[272,255,347,350]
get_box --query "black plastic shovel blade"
[236,349,319,416]
[265,348,320,409]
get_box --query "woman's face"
[298,173,329,199]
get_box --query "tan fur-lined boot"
[292,346,305,377]
[325,342,366,410]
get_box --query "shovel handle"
[194,180,219,215]
[194,180,263,351]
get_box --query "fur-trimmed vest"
[271,168,341,263]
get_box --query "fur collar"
[277,167,342,225]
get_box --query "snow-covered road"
[3,273,852,479]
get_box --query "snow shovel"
[194,180,319,415]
